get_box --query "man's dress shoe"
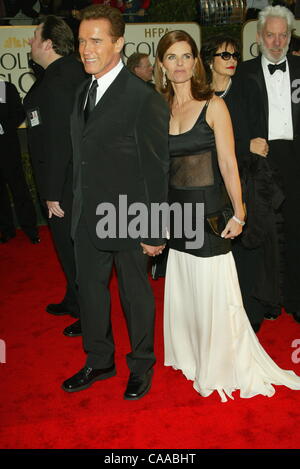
[62,365,116,392]
[63,320,82,337]
[29,235,40,244]
[292,312,300,324]
[0,233,16,243]
[46,302,76,316]
[124,368,153,400]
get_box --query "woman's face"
[161,40,196,85]
[211,42,238,79]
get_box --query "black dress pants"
[232,242,268,325]
[42,166,79,317]
[74,215,156,373]
[268,139,300,312]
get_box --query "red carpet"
[1,226,300,449]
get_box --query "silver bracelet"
[232,215,245,226]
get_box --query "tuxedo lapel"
[78,78,91,126]
[83,67,128,129]
[71,79,90,167]
[252,57,269,135]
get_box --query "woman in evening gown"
[154,30,300,402]
[200,35,283,332]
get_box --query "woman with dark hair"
[201,35,268,165]
[201,36,283,333]
[154,30,300,402]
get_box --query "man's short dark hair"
[127,53,149,73]
[38,15,74,56]
[80,5,125,41]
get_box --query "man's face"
[79,19,124,78]
[258,17,290,63]
[29,24,47,67]
[135,56,153,82]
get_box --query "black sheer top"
[168,101,231,258]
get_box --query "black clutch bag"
[206,206,234,237]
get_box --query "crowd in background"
[0,0,151,24]
[1,1,300,25]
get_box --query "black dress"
[152,99,231,279]
[163,100,300,402]
[168,101,231,257]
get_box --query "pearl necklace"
[217,78,232,98]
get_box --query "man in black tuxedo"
[0,81,39,244]
[24,16,86,329]
[235,4,300,325]
[62,4,169,399]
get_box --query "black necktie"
[268,61,287,75]
[84,80,98,121]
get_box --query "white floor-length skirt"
[164,249,300,402]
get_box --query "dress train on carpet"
[164,249,300,402]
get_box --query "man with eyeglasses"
[235,5,300,326]
[126,52,153,83]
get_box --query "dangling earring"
[162,69,167,88]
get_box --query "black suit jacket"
[232,54,300,307]
[0,81,25,170]
[23,54,86,201]
[234,54,300,141]
[71,66,169,251]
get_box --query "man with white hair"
[235,5,300,327]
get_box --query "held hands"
[140,243,166,257]
[250,138,269,157]
[221,216,244,240]
[46,201,65,219]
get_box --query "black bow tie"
[268,61,287,75]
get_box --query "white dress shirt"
[262,55,293,141]
[85,59,124,108]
